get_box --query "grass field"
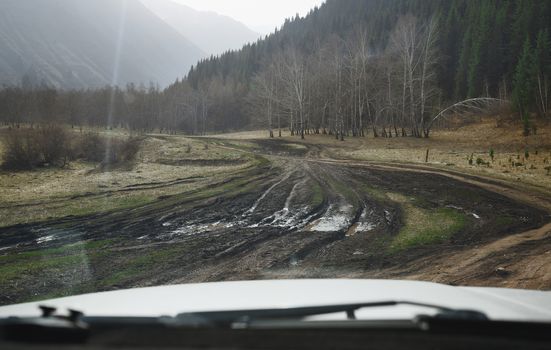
[2,118,550,228]
[0,128,256,227]
[213,117,551,193]
[1,118,550,303]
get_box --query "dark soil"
[0,138,549,305]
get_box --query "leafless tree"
[250,64,279,137]
[425,98,508,136]
[274,46,308,139]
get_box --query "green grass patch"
[0,254,87,285]
[360,185,392,203]
[387,193,466,252]
[284,143,308,150]
[0,194,156,228]
[326,176,360,205]
[0,239,115,285]
[67,194,154,217]
[98,245,185,287]
[310,182,324,207]
[495,215,516,227]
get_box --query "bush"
[77,132,105,162]
[39,126,71,166]
[76,133,142,166]
[1,126,71,170]
[1,127,142,171]
[476,157,490,167]
[522,113,531,137]
[109,136,142,164]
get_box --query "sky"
[173,0,325,35]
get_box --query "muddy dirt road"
[1,137,550,304]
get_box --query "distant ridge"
[141,0,260,56]
[0,0,205,88]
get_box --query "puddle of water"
[36,235,56,244]
[31,227,83,245]
[446,205,480,219]
[167,220,231,238]
[171,224,212,237]
[354,208,378,233]
[248,205,312,230]
[289,255,300,266]
[0,245,15,252]
[384,210,393,223]
[355,222,377,232]
[309,204,354,232]
[283,179,306,211]
[163,177,316,236]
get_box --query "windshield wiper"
[174,300,488,328]
[3,302,551,346]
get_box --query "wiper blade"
[175,300,488,327]
[4,303,551,346]
[0,306,89,344]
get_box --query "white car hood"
[1,279,551,322]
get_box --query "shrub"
[38,126,71,166]
[77,132,105,162]
[1,126,71,170]
[522,114,530,136]
[2,129,41,169]
[76,133,142,165]
[532,124,538,135]
[1,127,142,171]
[113,137,142,163]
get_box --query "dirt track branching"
[0,125,549,304]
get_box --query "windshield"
[0,0,550,310]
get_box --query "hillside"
[187,0,551,100]
[0,0,549,135]
[0,0,205,88]
[141,0,260,56]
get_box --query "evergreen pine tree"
[534,29,551,118]
[512,37,537,135]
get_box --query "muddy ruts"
[0,157,547,306]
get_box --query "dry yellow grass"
[271,118,551,192]
[209,130,268,139]
[212,118,551,191]
[0,130,255,227]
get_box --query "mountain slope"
[0,0,205,88]
[140,0,260,56]
[186,0,551,100]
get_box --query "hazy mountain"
[140,0,260,56]
[0,0,205,89]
